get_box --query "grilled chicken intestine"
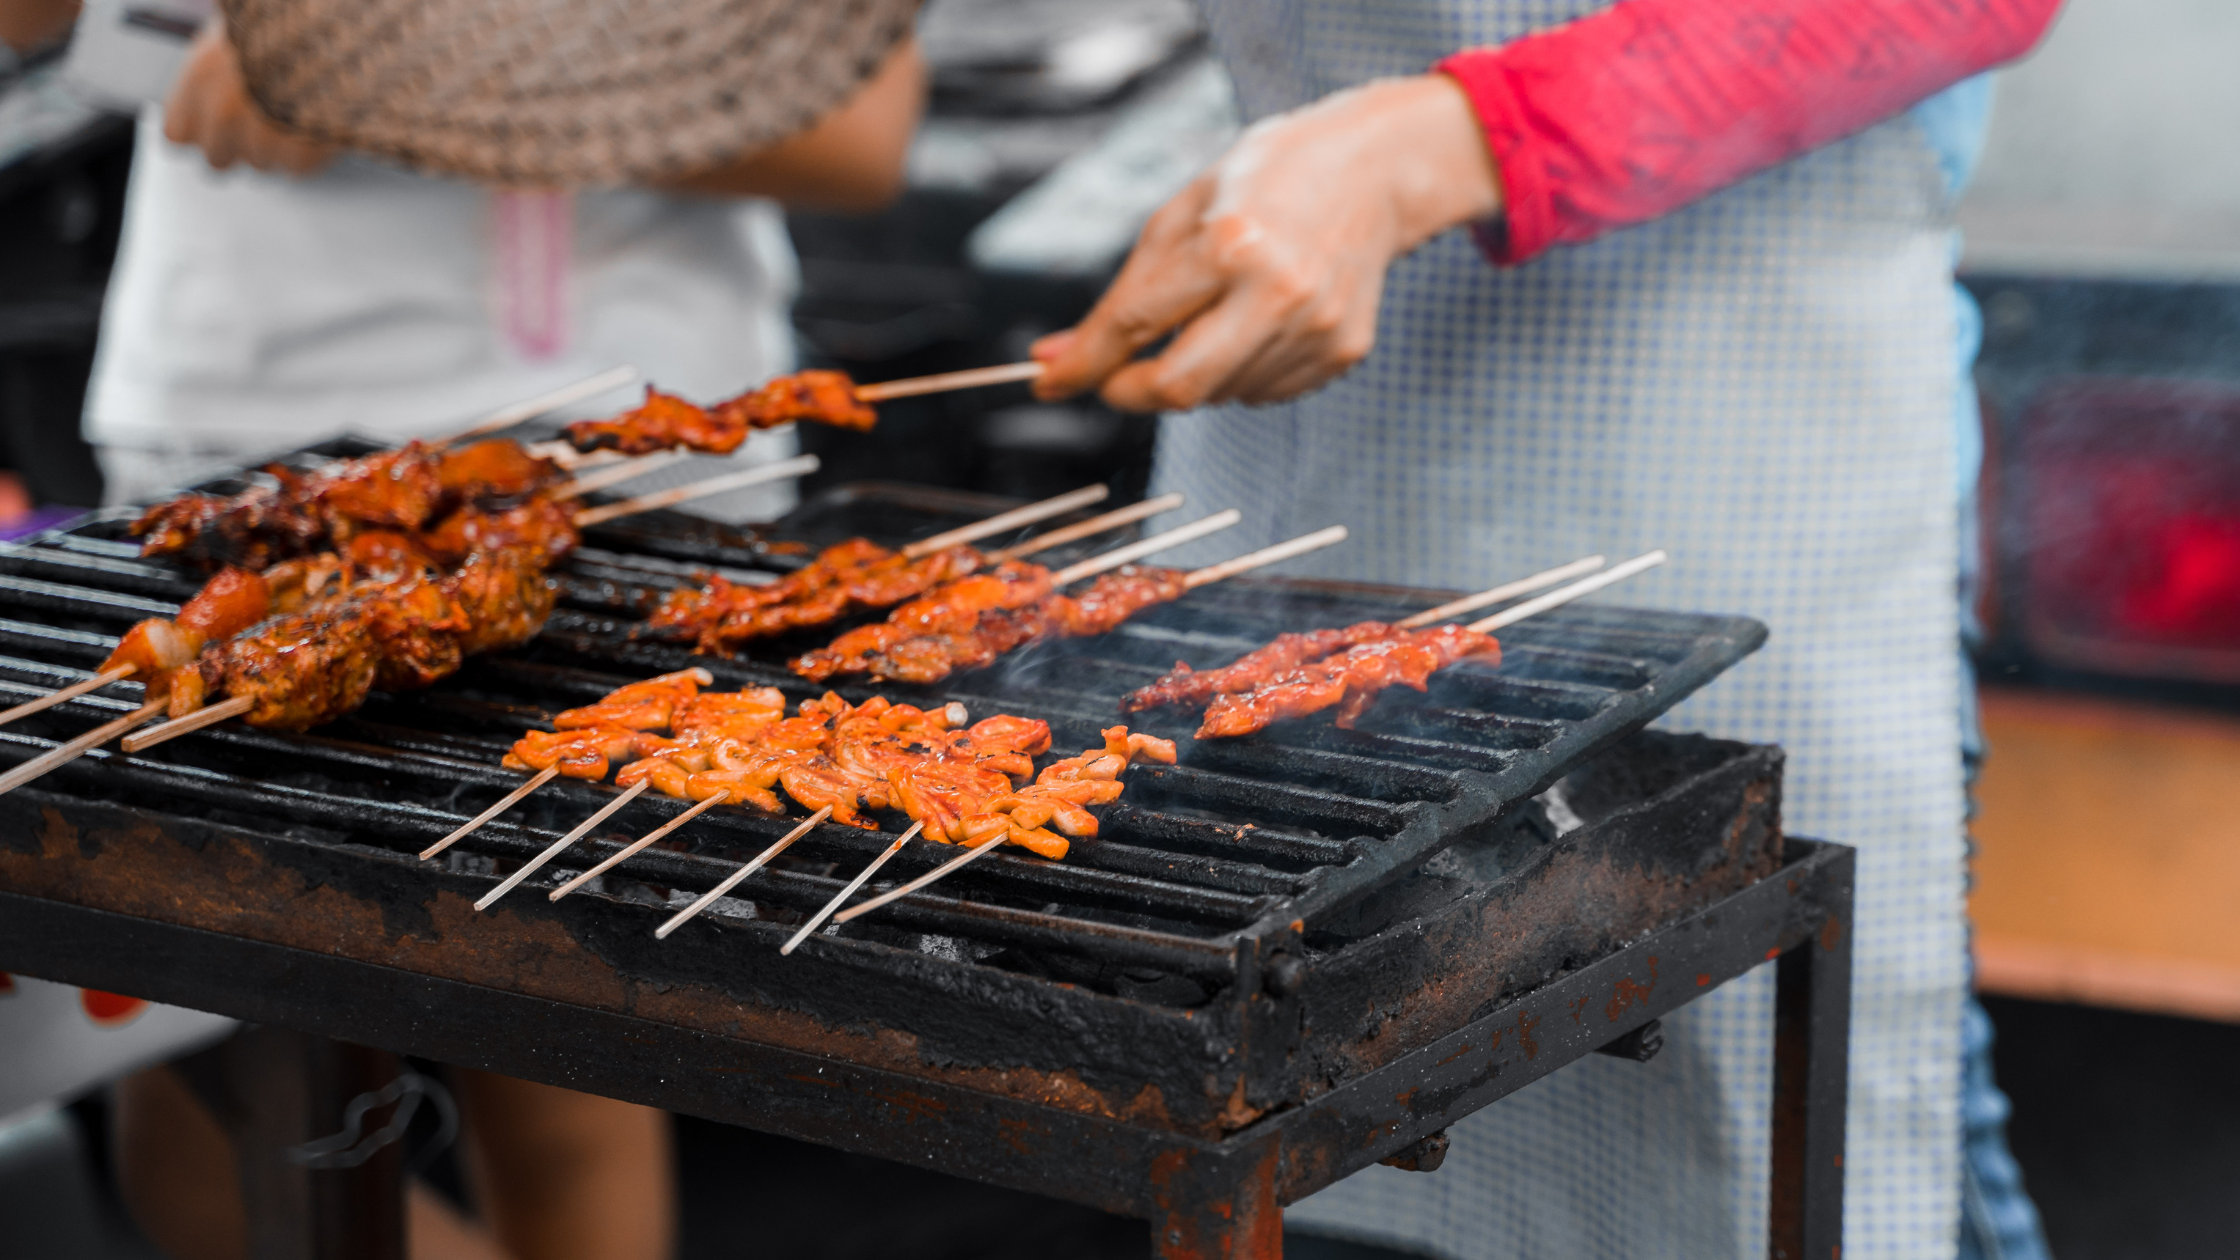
[504,679,1164,860]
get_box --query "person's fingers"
[1098,278,1295,413]
[1032,180,1221,401]
[1216,278,1383,405]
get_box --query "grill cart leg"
[1767,904,1852,1260]
[1148,1134,1284,1260]
[174,1028,407,1260]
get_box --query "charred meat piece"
[1120,622,1406,714]
[552,669,714,731]
[563,371,876,456]
[130,440,566,568]
[715,369,876,434]
[1196,625,1501,738]
[790,562,1062,682]
[795,566,1188,686]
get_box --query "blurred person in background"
[1036,2,2062,1258]
[66,0,920,517]
[0,1,924,1257]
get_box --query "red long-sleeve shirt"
[1435,0,2063,264]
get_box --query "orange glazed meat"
[563,372,876,456]
[1120,622,1408,714]
[1195,625,1501,738]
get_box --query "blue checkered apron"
[1151,4,1969,1257]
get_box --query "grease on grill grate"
[0,450,1762,998]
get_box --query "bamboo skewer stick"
[1395,555,1607,629]
[553,451,691,498]
[443,365,640,444]
[900,484,1110,558]
[119,695,253,754]
[853,361,1045,403]
[1050,510,1244,584]
[474,780,653,910]
[780,822,924,955]
[1178,525,1349,589]
[983,493,1184,563]
[571,454,821,528]
[547,790,734,901]
[655,806,834,939]
[1468,550,1668,633]
[421,767,562,861]
[0,666,137,729]
[0,700,167,797]
[832,833,1006,925]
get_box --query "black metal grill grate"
[0,439,1763,987]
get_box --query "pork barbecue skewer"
[1119,554,1608,717]
[645,482,1117,651]
[651,490,1183,655]
[0,451,814,790]
[559,362,1046,457]
[479,688,1168,913]
[792,523,1346,686]
[1188,551,1669,739]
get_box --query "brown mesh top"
[221,0,919,187]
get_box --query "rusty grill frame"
[0,450,1848,1259]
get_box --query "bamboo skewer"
[474,780,653,910]
[443,365,640,445]
[1050,510,1245,584]
[1395,555,1607,629]
[548,790,735,901]
[823,525,1356,927]
[780,822,924,955]
[421,767,562,861]
[1178,525,1349,589]
[853,361,1044,403]
[0,665,137,730]
[572,454,821,528]
[654,806,834,939]
[900,484,1110,558]
[1468,551,1668,633]
[119,695,253,754]
[0,700,167,797]
[553,451,691,498]
[983,493,1184,563]
[832,832,1005,925]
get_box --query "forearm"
[1442,0,2064,263]
[663,36,925,211]
[0,0,78,53]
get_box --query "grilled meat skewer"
[131,439,568,569]
[564,373,875,455]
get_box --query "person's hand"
[162,21,336,176]
[1030,74,1502,414]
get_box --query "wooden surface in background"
[1972,687,2240,1022]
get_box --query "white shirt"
[86,110,802,513]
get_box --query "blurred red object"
[78,988,150,1025]
[2020,379,2240,680]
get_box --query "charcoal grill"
[0,440,1851,1260]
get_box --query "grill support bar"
[0,841,1850,1259]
